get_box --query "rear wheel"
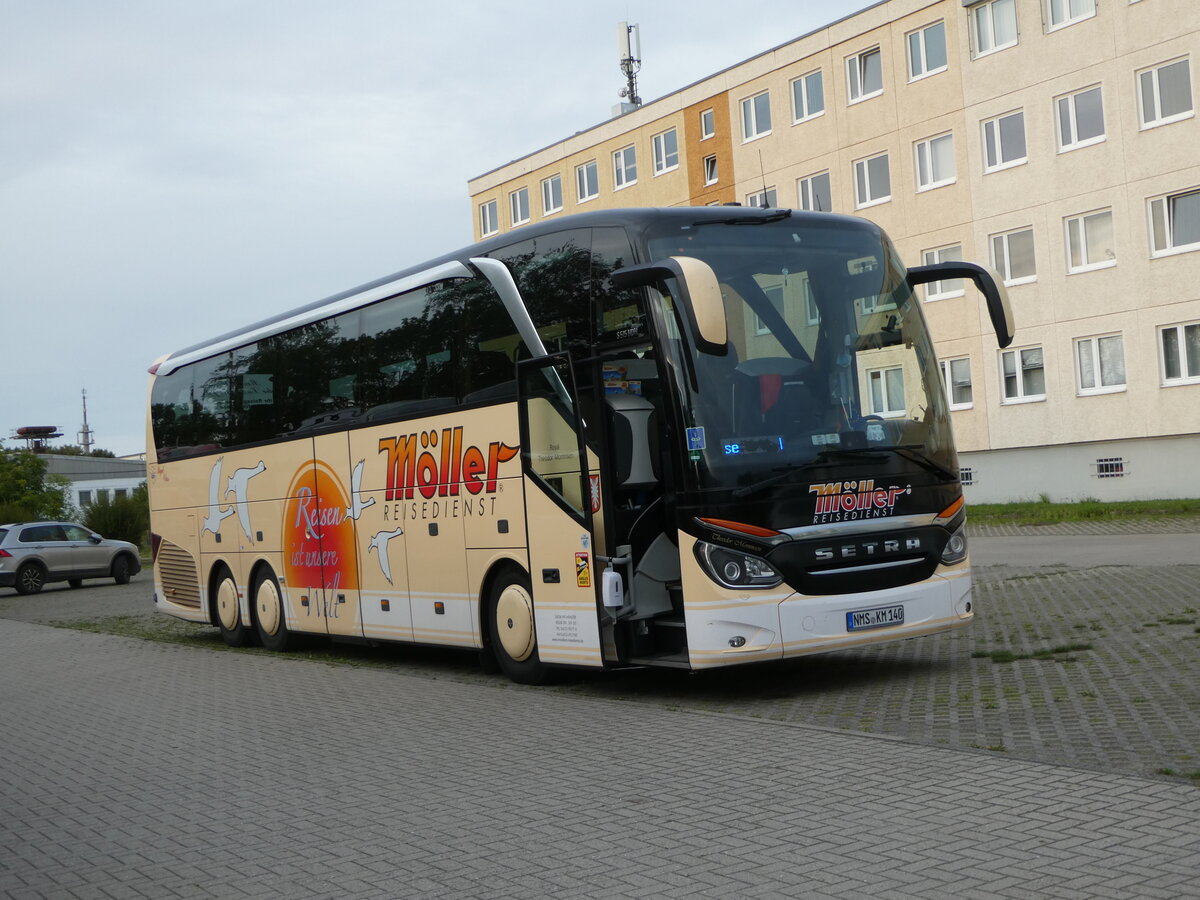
[213,565,252,647]
[487,568,550,685]
[252,567,291,652]
[15,563,45,596]
[112,556,132,585]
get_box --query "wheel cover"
[216,578,240,631]
[256,577,282,636]
[495,583,535,662]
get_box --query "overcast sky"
[2,1,864,457]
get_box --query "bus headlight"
[941,524,968,565]
[695,541,783,589]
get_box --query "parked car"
[0,522,141,595]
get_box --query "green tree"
[0,450,76,522]
[83,484,149,548]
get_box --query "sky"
[2,0,865,457]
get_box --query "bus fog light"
[941,525,968,565]
[695,541,782,589]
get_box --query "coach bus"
[146,206,1013,683]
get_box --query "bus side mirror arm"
[907,261,1015,349]
[612,256,729,356]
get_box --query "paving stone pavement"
[1,618,1198,900]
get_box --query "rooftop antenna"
[616,22,642,114]
[78,388,94,454]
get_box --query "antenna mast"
[616,22,642,113]
[78,388,94,454]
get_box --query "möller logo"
[808,479,910,524]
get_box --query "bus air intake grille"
[157,540,202,609]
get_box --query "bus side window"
[592,227,643,344]
[489,230,591,355]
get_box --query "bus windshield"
[644,213,955,496]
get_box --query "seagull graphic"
[201,458,235,535]
[367,527,405,585]
[226,461,266,542]
[345,459,376,521]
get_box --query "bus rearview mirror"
[612,256,728,355]
[907,261,1015,349]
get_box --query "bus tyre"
[488,569,550,685]
[252,568,291,652]
[213,565,252,648]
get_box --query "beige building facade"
[469,0,1200,502]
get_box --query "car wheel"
[487,567,550,685]
[112,555,132,585]
[252,567,292,652]
[212,565,252,648]
[15,563,46,596]
[68,579,83,589]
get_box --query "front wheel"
[213,565,252,647]
[252,567,292,652]
[112,556,132,585]
[487,568,550,685]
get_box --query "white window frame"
[1074,333,1127,396]
[576,160,598,203]
[479,199,498,237]
[540,174,563,216]
[939,357,974,410]
[613,145,637,190]
[797,171,831,212]
[1149,188,1200,257]
[854,152,891,209]
[791,70,825,123]
[1046,0,1096,31]
[1138,58,1195,129]
[509,187,530,227]
[971,0,1019,58]
[652,128,679,175]
[907,21,947,82]
[990,227,1037,286]
[1000,345,1047,404]
[921,245,965,301]
[741,90,773,142]
[700,108,715,140]
[1159,321,1200,385]
[746,187,777,209]
[703,154,718,186]
[1065,209,1116,273]
[982,110,1027,172]
[847,47,884,104]
[1056,85,1105,152]
[867,366,906,418]
[914,132,956,191]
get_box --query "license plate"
[846,604,905,632]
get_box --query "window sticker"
[686,427,707,451]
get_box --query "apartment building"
[467,0,1200,502]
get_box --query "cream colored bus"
[147,207,1012,683]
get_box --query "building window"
[1066,209,1115,272]
[1075,334,1127,394]
[1057,86,1105,151]
[509,187,529,226]
[1150,188,1200,256]
[915,133,956,191]
[541,174,563,215]
[797,171,831,212]
[78,490,92,507]
[1046,0,1096,30]
[576,160,598,203]
[1160,321,1200,385]
[703,155,718,185]
[652,128,679,175]
[747,187,777,208]
[1001,346,1046,402]
[1138,59,1194,128]
[613,145,637,189]
[922,245,964,300]
[741,91,772,140]
[854,153,891,208]
[982,111,1027,172]
[791,70,825,122]
[971,0,1019,57]
[1094,457,1126,478]
[700,108,715,140]
[908,21,947,81]
[868,366,906,417]
[479,200,498,237]
[847,48,883,103]
[939,357,974,409]
[960,466,975,486]
[990,227,1037,285]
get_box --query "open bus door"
[514,353,605,671]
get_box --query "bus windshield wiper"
[693,208,792,227]
[821,444,956,481]
[731,462,808,499]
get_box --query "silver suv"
[0,522,141,595]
